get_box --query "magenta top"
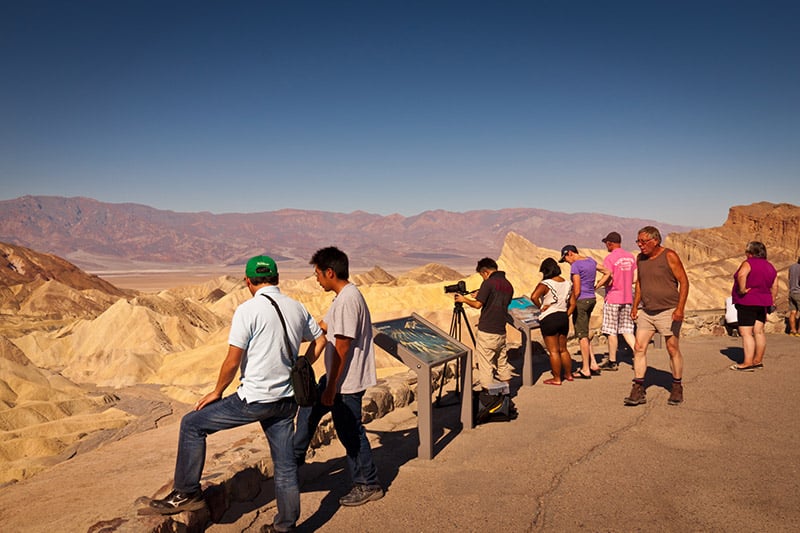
[731,257,777,307]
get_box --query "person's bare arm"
[530,283,548,310]
[304,334,327,364]
[667,250,690,322]
[454,292,483,309]
[735,261,751,295]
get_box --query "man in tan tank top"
[624,226,689,406]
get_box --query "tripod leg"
[436,305,465,406]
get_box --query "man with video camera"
[454,257,514,391]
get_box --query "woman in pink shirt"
[729,241,777,371]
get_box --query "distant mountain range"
[0,195,692,271]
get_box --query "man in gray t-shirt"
[789,258,800,335]
[293,246,384,508]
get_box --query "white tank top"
[538,278,572,320]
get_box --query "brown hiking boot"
[668,382,684,405]
[624,382,646,406]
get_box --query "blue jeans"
[293,376,379,486]
[174,394,299,531]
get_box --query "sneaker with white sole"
[339,484,384,507]
[149,489,205,515]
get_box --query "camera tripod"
[435,299,476,406]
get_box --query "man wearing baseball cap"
[149,255,325,532]
[560,244,600,378]
[595,232,637,371]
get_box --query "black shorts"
[540,311,569,337]
[735,304,767,327]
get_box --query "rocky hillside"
[666,202,800,264]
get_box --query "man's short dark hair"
[476,257,498,274]
[310,246,349,280]
[248,274,279,285]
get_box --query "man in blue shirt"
[149,256,325,533]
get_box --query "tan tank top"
[637,248,679,311]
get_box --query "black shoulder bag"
[262,294,319,407]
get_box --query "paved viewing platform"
[1,334,798,532]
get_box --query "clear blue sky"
[1,0,798,228]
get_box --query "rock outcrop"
[667,202,800,264]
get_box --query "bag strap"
[262,294,294,361]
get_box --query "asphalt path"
[1,334,797,532]
[212,333,800,532]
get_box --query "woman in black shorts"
[531,258,576,385]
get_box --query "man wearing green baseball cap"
[149,254,325,532]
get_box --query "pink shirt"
[603,247,636,305]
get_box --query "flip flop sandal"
[573,370,592,379]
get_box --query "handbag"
[262,294,319,407]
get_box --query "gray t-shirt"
[789,263,800,294]
[323,282,377,394]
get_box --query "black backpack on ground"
[473,390,518,425]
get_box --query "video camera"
[443,280,469,295]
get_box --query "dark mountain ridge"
[0,195,692,270]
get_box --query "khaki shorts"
[636,308,681,338]
[572,298,596,339]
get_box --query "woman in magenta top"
[730,241,777,371]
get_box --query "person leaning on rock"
[148,255,325,533]
[454,257,514,390]
[626,226,689,406]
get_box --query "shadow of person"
[214,420,420,531]
[298,424,418,531]
[721,346,745,365]
[645,367,676,393]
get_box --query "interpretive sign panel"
[373,313,472,460]
[507,296,541,386]
[373,315,467,366]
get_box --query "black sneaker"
[339,484,384,507]
[149,489,205,515]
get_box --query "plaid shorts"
[601,303,635,335]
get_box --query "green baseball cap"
[245,255,278,278]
